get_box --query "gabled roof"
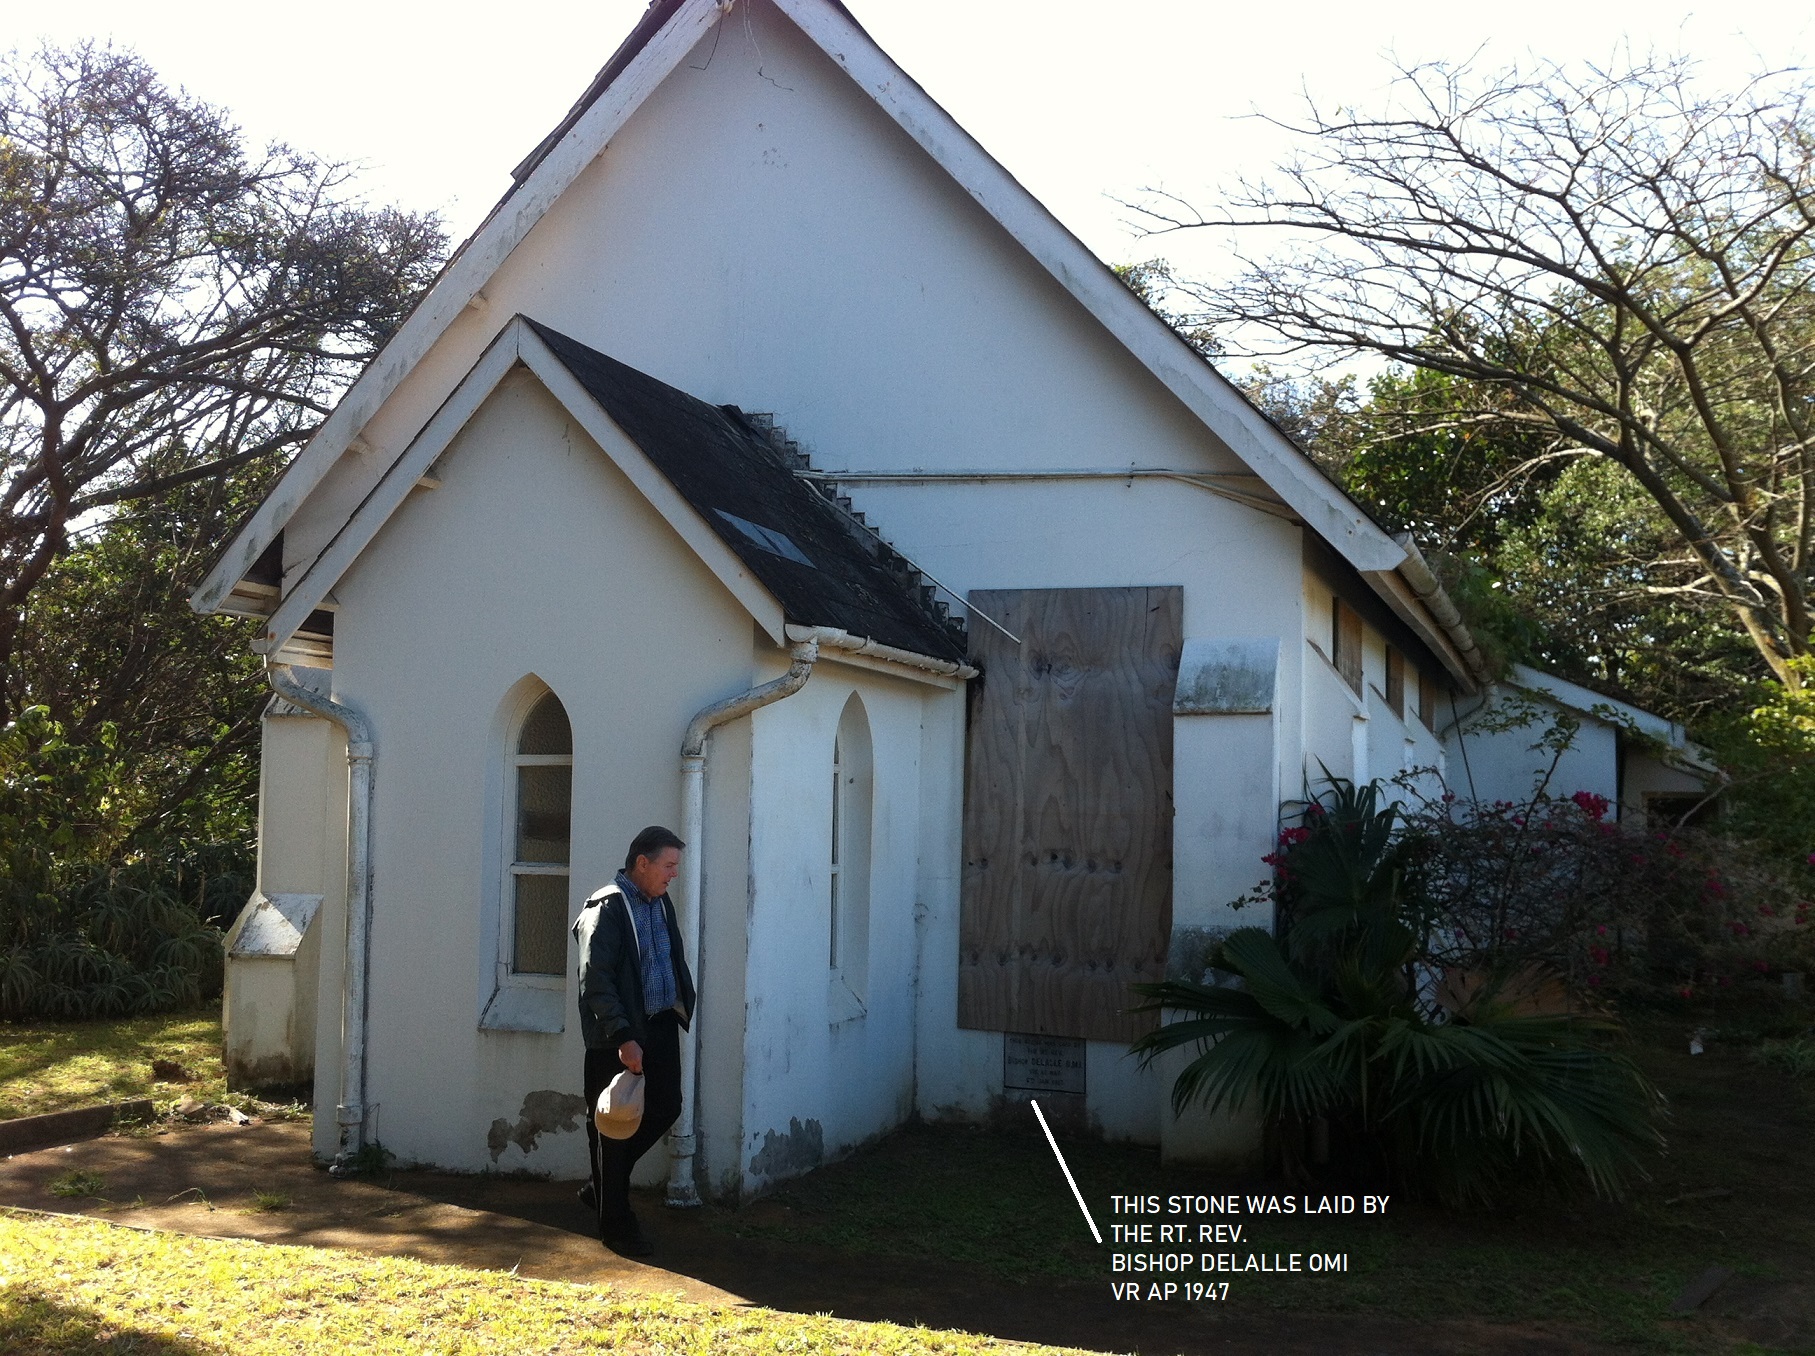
[191,0,1486,690]
[254,316,965,666]
[1504,665,1719,776]
[525,320,967,662]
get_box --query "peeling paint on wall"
[750,1116,823,1179]
[1168,925,1237,983]
[486,1090,588,1162]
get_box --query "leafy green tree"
[1140,56,1815,689]
[1244,356,1764,719]
[12,475,268,854]
[0,43,444,717]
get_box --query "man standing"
[573,825,695,1256]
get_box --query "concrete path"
[0,1120,731,1299]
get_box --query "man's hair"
[624,825,686,871]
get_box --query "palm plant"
[1132,780,1665,1205]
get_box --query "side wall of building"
[737,659,954,1194]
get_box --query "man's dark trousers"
[584,1011,682,1236]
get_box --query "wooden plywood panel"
[959,587,1181,1043]
[1334,598,1363,694]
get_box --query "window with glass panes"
[510,692,572,975]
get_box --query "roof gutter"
[783,624,977,680]
[1390,535,1495,690]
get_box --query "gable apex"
[190,0,1486,685]
[257,316,968,671]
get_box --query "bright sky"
[5,0,1811,280]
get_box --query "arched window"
[508,691,572,975]
[829,694,874,1000]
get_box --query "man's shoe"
[601,1219,654,1258]
[576,1181,596,1211]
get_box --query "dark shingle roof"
[526,319,966,663]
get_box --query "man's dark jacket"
[572,884,695,1050]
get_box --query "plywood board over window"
[959,586,1181,1043]
[1332,597,1363,694]
[1419,671,1441,732]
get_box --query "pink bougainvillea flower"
[1760,906,1776,917]
[1590,946,1610,966]
[1755,960,1771,973]
[1596,924,1609,936]
[1679,986,1694,999]
[1730,922,1752,936]
[1587,974,1603,987]
[1571,790,1611,821]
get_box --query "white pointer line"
[1031,1099,1102,1244]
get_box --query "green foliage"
[0,43,445,714]
[1754,1036,1815,1077]
[1133,780,1667,1206]
[0,43,440,1022]
[46,1169,106,1199]
[1149,56,1815,691]
[340,1141,397,1179]
[1700,656,1815,863]
[1256,359,1761,716]
[0,705,246,1022]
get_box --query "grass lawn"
[0,1212,1093,1356]
[0,1010,229,1121]
[709,1000,1815,1353]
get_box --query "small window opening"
[1385,646,1405,719]
[829,695,873,1000]
[1419,671,1441,732]
[510,691,572,975]
[1332,597,1363,694]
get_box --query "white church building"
[200,0,1709,1202]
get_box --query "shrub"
[0,707,248,1021]
[1133,780,1667,1206]
[1399,783,1813,1000]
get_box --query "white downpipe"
[667,638,821,1207]
[265,662,376,1175]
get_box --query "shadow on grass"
[0,1283,213,1354]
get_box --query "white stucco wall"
[222,706,339,1092]
[738,661,951,1191]
[321,372,761,1177]
[1446,692,1620,811]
